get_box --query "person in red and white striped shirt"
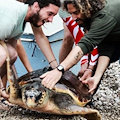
[59,16,99,79]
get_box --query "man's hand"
[79,68,93,81]
[80,76,100,94]
[40,69,62,89]
[77,62,88,77]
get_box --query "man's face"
[30,3,59,27]
[67,3,86,27]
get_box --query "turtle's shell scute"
[59,71,92,102]
[17,66,52,84]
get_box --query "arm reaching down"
[41,45,84,89]
[31,25,58,69]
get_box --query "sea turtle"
[1,41,101,120]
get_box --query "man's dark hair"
[63,0,105,18]
[25,0,61,8]
[63,0,80,11]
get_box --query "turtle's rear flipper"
[63,105,101,120]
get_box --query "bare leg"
[0,43,9,98]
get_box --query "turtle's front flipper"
[62,105,101,120]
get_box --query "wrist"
[87,68,94,72]
[94,74,102,81]
[49,59,56,64]
[56,65,65,74]
[85,68,94,74]
[49,59,58,69]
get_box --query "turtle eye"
[38,91,46,104]
[35,91,42,103]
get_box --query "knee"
[0,50,7,66]
[10,50,18,64]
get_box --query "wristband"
[49,59,56,64]
[85,68,94,72]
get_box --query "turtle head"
[22,82,46,108]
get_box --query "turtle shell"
[17,66,92,106]
[18,66,52,84]
[8,67,101,120]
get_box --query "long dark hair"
[63,0,105,18]
[76,0,105,18]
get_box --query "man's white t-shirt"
[0,0,28,40]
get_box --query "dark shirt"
[78,0,120,59]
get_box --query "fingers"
[88,88,95,94]
[41,73,53,89]
[0,88,9,99]
[40,70,62,90]
[50,80,57,90]
[77,71,83,78]
[40,73,54,89]
[41,77,57,90]
[80,76,97,94]
[80,74,87,81]
[40,72,47,78]
[81,79,88,84]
